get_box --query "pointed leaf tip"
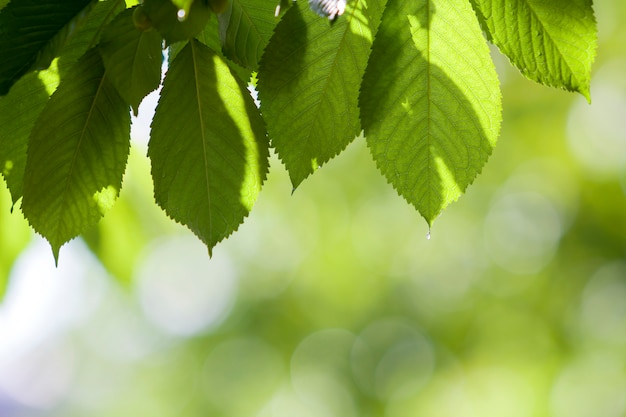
[52,245,60,266]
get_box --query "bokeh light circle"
[580,262,626,346]
[290,329,358,417]
[136,235,237,337]
[484,191,562,275]
[350,318,435,401]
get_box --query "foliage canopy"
[0,0,597,260]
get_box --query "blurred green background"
[1,1,626,416]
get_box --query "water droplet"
[177,9,186,21]
[426,230,431,240]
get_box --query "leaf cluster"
[0,0,597,261]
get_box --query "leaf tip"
[51,244,61,266]
[581,87,592,104]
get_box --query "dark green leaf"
[360,0,502,226]
[258,0,384,188]
[469,0,597,101]
[149,39,269,254]
[0,0,95,95]
[22,49,131,260]
[218,0,280,70]
[56,0,128,74]
[99,6,163,115]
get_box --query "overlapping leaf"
[55,0,128,74]
[258,0,385,188]
[0,72,54,205]
[469,0,597,101]
[218,0,280,70]
[0,0,125,205]
[360,0,502,225]
[149,39,269,254]
[195,17,253,83]
[0,0,95,95]
[22,49,131,260]
[99,6,163,114]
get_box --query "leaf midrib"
[190,40,213,245]
[55,68,107,240]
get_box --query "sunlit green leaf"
[360,0,502,226]
[218,0,280,70]
[99,6,163,115]
[258,0,385,188]
[0,0,95,95]
[149,39,269,254]
[469,0,597,101]
[22,49,130,260]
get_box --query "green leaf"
[217,0,280,70]
[99,6,163,115]
[360,0,502,226]
[22,49,131,260]
[258,0,384,188]
[0,70,56,205]
[56,0,128,74]
[0,0,125,205]
[149,39,269,254]
[469,0,597,101]
[0,0,95,95]
[197,14,253,84]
